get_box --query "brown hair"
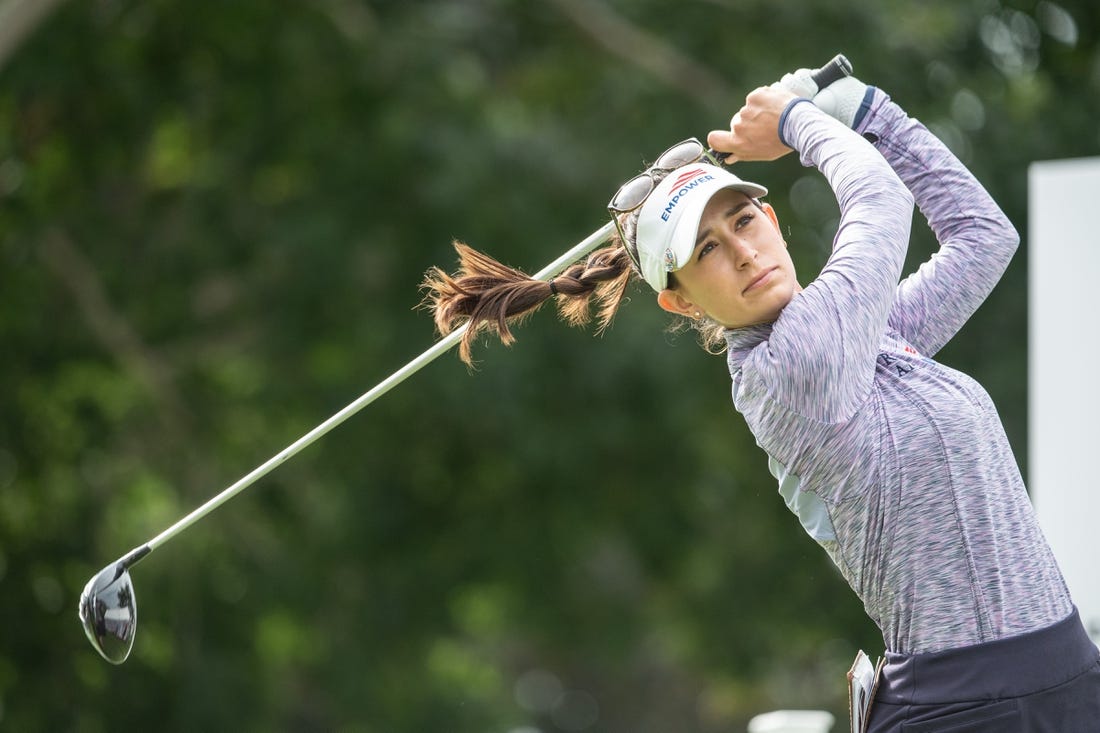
[420,234,633,366]
[420,174,729,365]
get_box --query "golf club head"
[79,561,136,664]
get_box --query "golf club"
[79,54,853,664]
[79,221,616,664]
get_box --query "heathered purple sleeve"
[755,101,914,422]
[855,90,1020,356]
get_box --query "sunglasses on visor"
[607,138,726,270]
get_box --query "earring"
[693,311,702,319]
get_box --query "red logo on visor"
[668,168,706,193]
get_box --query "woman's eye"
[736,213,754,229]
[698,242,717,260]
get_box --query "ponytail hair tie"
[548,279,559,295]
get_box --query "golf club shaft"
[114,53,855,571]
[117,221,617,569]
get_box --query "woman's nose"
[731,238,758,268]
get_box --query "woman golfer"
[424,69,1100,731]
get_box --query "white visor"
[635,163,767,292]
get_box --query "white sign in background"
[1029,156,1100,644]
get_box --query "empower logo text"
[662,171,716,221]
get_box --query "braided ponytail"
[420,234,635,365]
[421,167,734,364]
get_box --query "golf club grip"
[810,54,853,90]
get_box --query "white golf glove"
[774,68,869,129]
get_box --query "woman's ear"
[657,288,697,317]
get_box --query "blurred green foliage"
[1,0,1097,730]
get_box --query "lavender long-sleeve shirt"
[724,91,1073,654]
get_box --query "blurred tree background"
[0,0,1096,730]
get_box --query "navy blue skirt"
[869,609,1100,732]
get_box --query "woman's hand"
[707,86,799,163]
